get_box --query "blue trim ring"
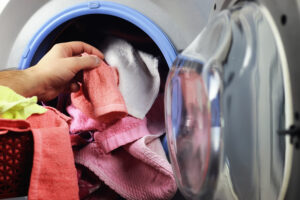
[19,1,177,69]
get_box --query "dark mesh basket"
[0,131,33,198]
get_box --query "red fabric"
[27,107,78,200]
[0,119,31,134]
[71,59,127,124]
[0,107,79,200]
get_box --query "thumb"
[63,55,101,72]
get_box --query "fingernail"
[93,55,101,66]
[81,52,89,57]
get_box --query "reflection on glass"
[165,2,287,200]
[165,57,222,199]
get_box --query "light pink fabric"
[67,104,107,133]
[71,54,127,124]
[67,104,149,153]
[94,117,149,153]
[75,134,177,200]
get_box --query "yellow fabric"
[0,86,47,119]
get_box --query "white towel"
[98,37,160,119]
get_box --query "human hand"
[28,41,104,101]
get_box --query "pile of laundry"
[0,37,177,200]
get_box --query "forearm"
[0,67,44,98]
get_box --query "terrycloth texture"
[98,37,160,119]
[0,118,31,134]
[0,107,79,200]
[67,104,108,134]
[27,107,79,200]
[94,117,149,153]
[67,104,149,153]
[75,134,177,200]
[71,55,127,123]
[0,86,46,119]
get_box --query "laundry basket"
[0,131,33,198]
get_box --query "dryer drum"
[18,1,178,152]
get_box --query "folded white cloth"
[99,37,160,119]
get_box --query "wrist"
[23,66,47,99]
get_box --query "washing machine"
[0,0,300,199]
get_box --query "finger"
[62,41,104,58]
[63,81,80,93]
[69,82,80,93]
[62,55,101,73]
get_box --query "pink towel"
[71,55,127,123]
[94,117,150,153]
[67,104,108,134]
[0,119,31,134]
[27,107,79,200]
[67,104,149,153]
[0,107,79,200]
[98,37,160,119]
[74,134,177,200]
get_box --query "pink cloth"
[27,107,79,200]
[0,107,79,200]
[67,104,108,133]
[67,104,149,153]
[0,119,31,134]
[71,55,127,124]
[94,117,149,153]
[74,134,177,200]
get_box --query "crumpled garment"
[98,37,160,119]
[75,134,177,200]
[67,104,149,153]
[71,54,127,124]
[0,86,46,119]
